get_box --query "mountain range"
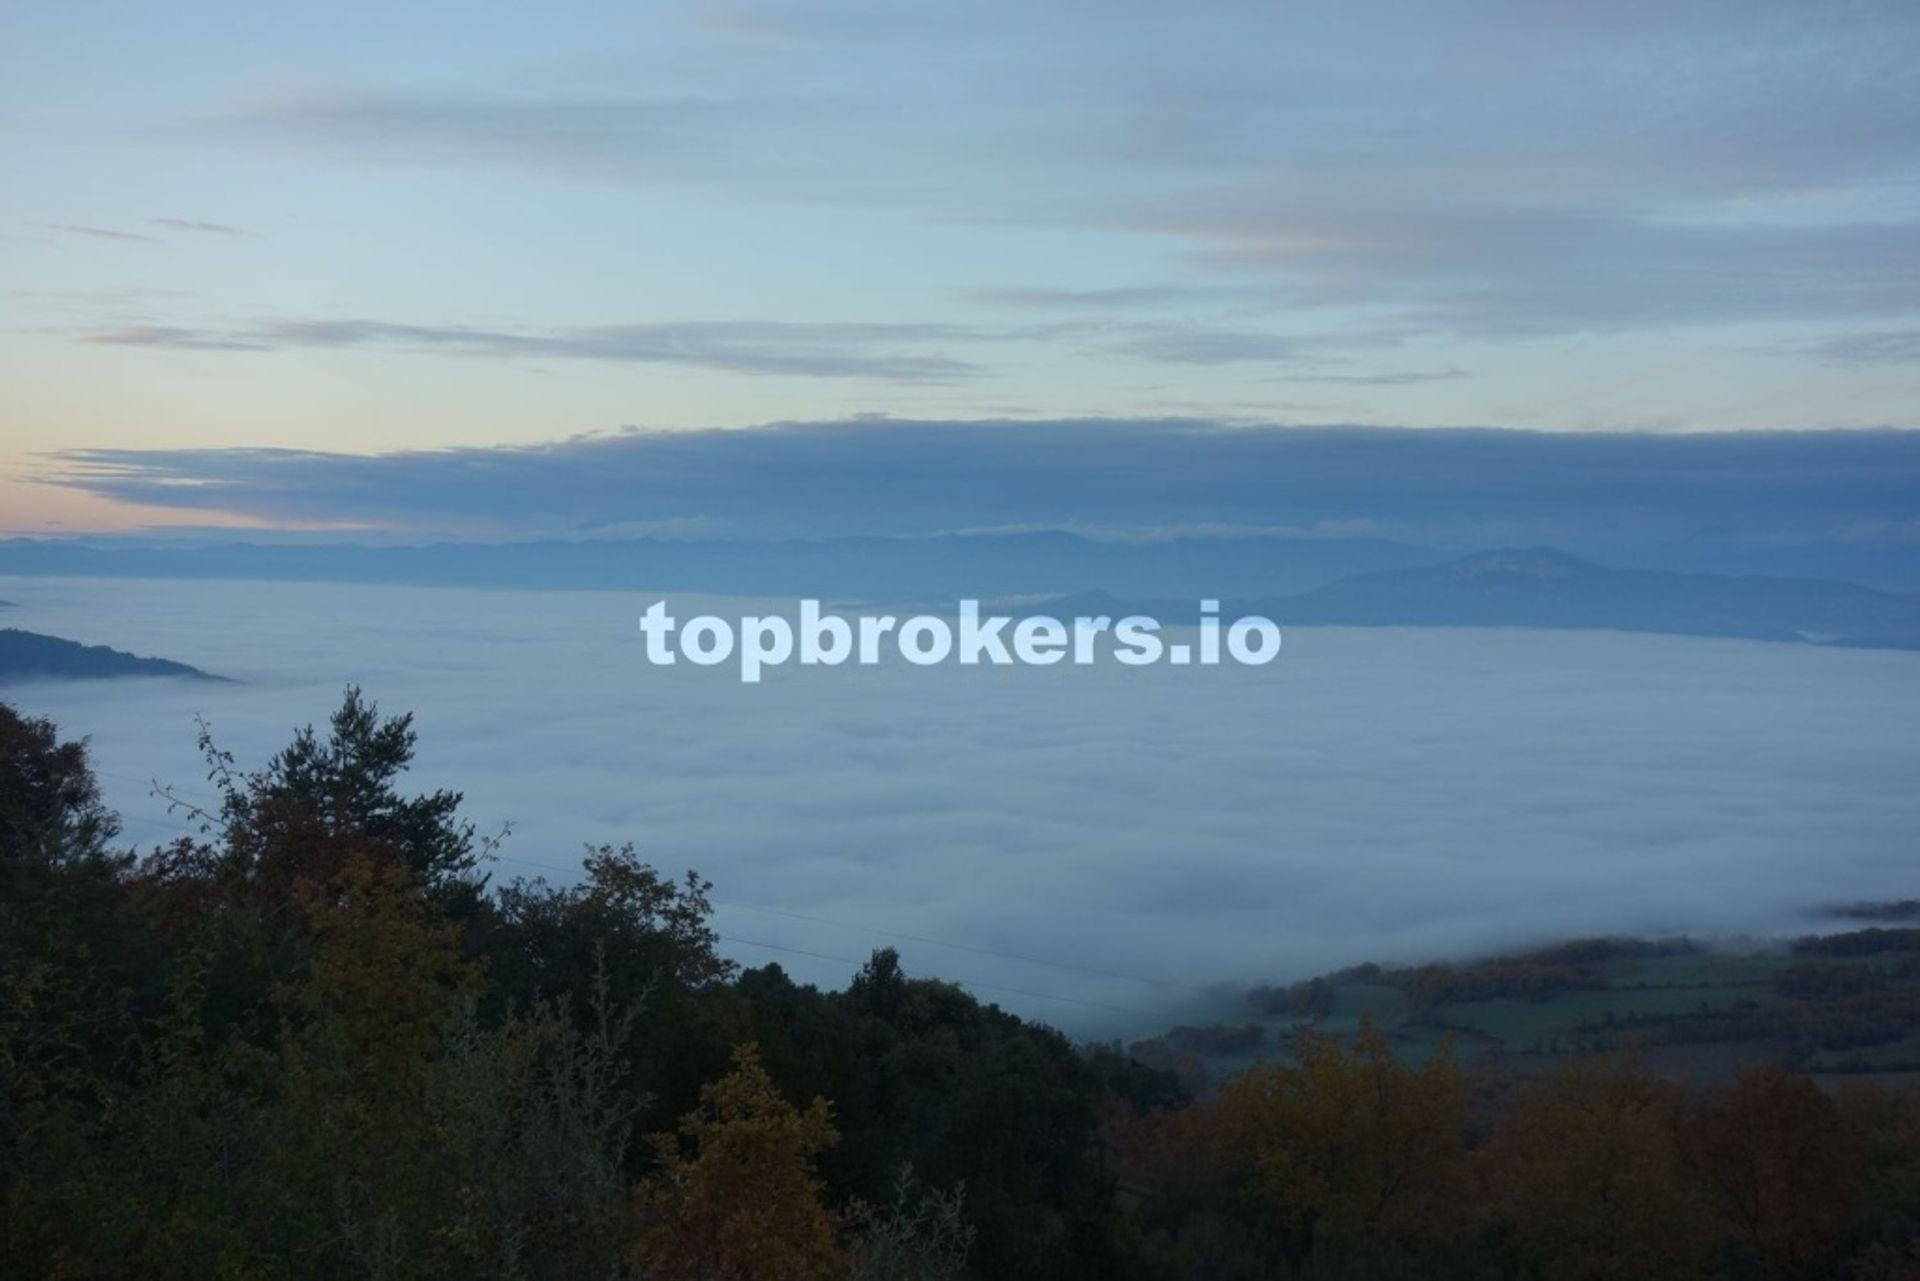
[0,532,1434,600]
[5,538,1919,651]
[1031,548,1920,651]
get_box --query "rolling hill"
[1139,924,1920,1093]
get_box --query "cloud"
[34,222,158,244]
[1102,326,1302,365]
[42,420,1920,566]
[149,218,246,235]
[80,318,985,381]
[28,219,245,246]
[183,3,1920,207]
[82,325,274,353]
[177,87,869,196]
[965,285,1246,310]
[73,308,1394,378]
[154,1,1920,341]
[1272,368,1467,387]
[1120,204,1920,335]
[1796,330,1920,365]
[10,575,1920,1034]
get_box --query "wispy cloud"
[149,217,246,235]
[966,285,1243,310]
[1102,326,1302,365]
[34,222,158,244]
[29,218,247,244]
[1274,368,1468,387]
[1795,330,1920,366]
[155,2,1920,344]
[82,325,271,352]
[1118,203,1920,336]
[76,310,1391,378]
[81,317,986,381]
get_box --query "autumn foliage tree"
[1480,1058,1715,1281]
[1114,1020,1473,1276]
[634,1043,844,1281]
[1224,1021,1470,1260]
[1686,1064,1862,1274]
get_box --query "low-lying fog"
[5,576,1916,1038]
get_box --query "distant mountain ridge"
[0,629,225,684]
[6,539,1918,651]
[1275,548,1920,646]
[1027,548,1920,651]
[0,531,1435,599]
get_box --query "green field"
[1135,927,1920,1089]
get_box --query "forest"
[5,690,1920,1281]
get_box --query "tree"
[479,843,734,1136]
[1215,1021,1469,1263]
[282,853,481,1083]
[633,1043,843,1281]
[200,686,482,904]
[0,704,144,1275]
[1686,1064,1861,1273]
[848,948,908,1022]
[842,1165,975,1281]
[0,707,133,1064]
[1480,1058,1714,1281]
[1839,1085,1920,1221]
[0,702,119,869]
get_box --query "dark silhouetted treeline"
[6,691,1920,1280]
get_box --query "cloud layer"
[5,573,1917,1036]
[46,420,1920,558]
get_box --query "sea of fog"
[3,575,1916,1038]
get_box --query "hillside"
[1138,927,1920,1094]
[0,628,224,683]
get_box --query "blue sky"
[3,0,1918,534]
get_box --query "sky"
[8,574,1918,1034]
[3,1,1919,535]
